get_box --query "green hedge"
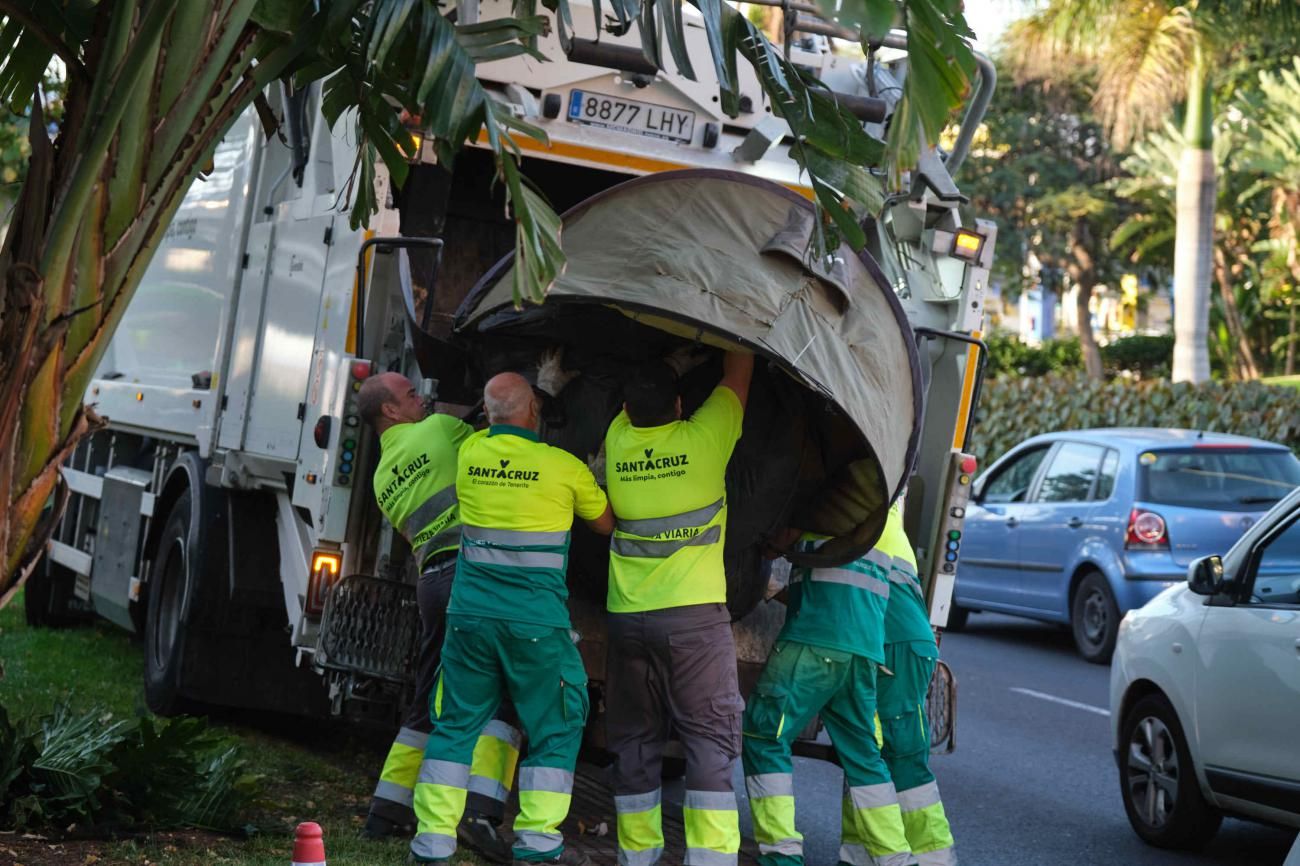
[970,372,1300,468]
[984,334,1173,378]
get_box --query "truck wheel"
[1071,572,1119,664]
[144,491,197,715]
[24,559,86,628]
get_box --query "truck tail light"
[306,550,342,617]
[313,415,333,448]
[1125,509,1169,549]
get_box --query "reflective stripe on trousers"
[513,766,574,856]
[682,789,739,866]
[468,719,523,804]
[898,781,956,866]
[616,789,665,866]
[839,783,912,866]
[411,759,471,862]
[745,773,800,859]
[372,726,427,808]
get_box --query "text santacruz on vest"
[613,448,689,474]
[377,453,432,509]
[466,460,541,482]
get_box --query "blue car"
[950,428,1300,662]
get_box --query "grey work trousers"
[605,602,744,797]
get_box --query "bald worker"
[358,372,520,863]
[411,373,614,866]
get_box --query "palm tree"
[1237,58,1300,376]
[1110,119,1267,379]
[0,0,979,606]
[1005,0,1299,383]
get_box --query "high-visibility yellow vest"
[450,425,609,628]
[374,414,472,567]
[604,387,744,613]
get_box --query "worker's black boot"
[363,811,413,840]
[459,812,513,864]
[513,847,591,866]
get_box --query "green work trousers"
[411,616,589,864]
[840,641,956,866]
[742,640,912,866]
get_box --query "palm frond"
[0,4,93,110]
[1095,3,1198,144]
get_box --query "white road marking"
[1010,687,1111,717]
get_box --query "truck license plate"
[567,89,695,143]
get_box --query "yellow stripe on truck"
[347,229,375,355]
[472,130,815,199]
[951,330,982,451]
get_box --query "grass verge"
[0,591,442,865]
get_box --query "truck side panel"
[90,110,261,455]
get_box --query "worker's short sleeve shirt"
[604,386,744,612]
[779,534,891,664]
[374,414,473,563]
[450,425,609,627]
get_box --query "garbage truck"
[21,0,996,751]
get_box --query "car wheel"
[1119,693,1222,849]
[1071,572,1119,663]
[944,604,970,632]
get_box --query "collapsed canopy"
[452,169,922,614]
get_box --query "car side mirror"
[970,477,985,503]
[1188,555,1225,596]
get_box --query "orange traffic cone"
[292,821,327,866]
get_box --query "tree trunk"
[1171,46,1216,384]
[1076,282,1102,378]
[1289,299,1297,377]
[1068,219,1103,379]
[1212,245,1260,379]
[0,2,297,608]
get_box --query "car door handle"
[1006,517,1019,528]
[1067,517,1084,529]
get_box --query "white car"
[1110,486,1300,849]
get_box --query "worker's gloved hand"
[587,443,607,487]
[536,346,579,396]
[663,343,711,377]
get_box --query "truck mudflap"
[317,574,420,683]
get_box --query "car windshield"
[1138,447,1300,511]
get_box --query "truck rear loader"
[20,0,995,758]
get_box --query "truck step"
[317,575,420,683]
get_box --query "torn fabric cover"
[453,170,921,619]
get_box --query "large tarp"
[454,169,922,578]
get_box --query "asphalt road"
[702,612,1299,866]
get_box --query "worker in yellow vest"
[839,501,956,866]
[357,372,521,863]
[603,350,754,866]
[411,372,614,866]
